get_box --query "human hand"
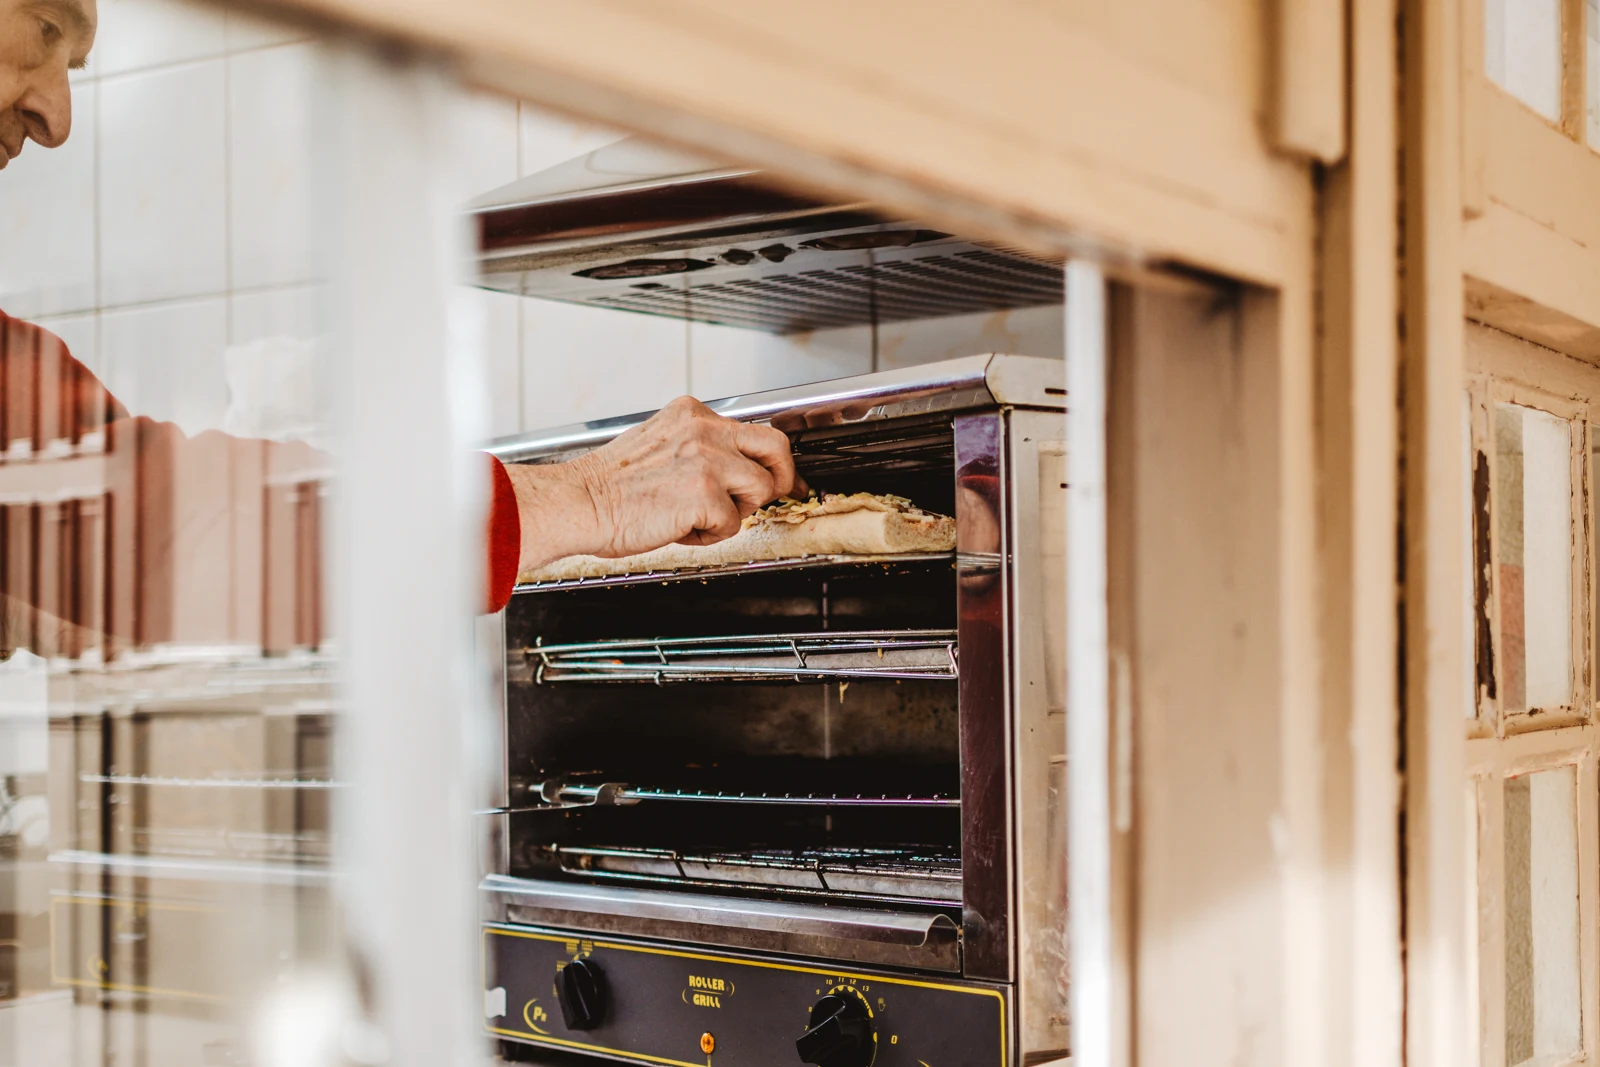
[504,397,806,571]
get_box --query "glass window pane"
[1593,424,1600,703]
[1485,0,1564,122]
[0,3,356,1060]
[1470,779,1485,1056]
[1504,766,1583,1065]
[1589,0,1600,146]
[1496,404,1574,713]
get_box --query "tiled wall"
[0,0,317,436]
[0,0,1062,446]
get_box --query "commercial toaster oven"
[480,354,1067,1067]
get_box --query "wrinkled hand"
[504,397,806,573]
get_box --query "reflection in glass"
[1504,767,1582,1066]
[1589,0,1600,146]
[1470,779,1485,1060]
[1495,404,1573,713]
[0,2,342,1060]
[1485,0,1564,122]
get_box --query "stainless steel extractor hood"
[471,139,1062,334]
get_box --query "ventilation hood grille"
[472,139,1061,335]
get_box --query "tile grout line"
[39,282,322,323]
[90,36,313,87]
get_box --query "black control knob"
[796,994,874,1067]
[556,958,606,1031]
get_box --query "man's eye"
[37,17,62,44]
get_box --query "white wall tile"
[229,285,320,345]
[521,299,687,431]
[0,84,96,317]
[226,287,326,444]
[99,297,229,434]
[690,321,871,402]
[518,105,626,177]
[30,311,99,376]
[877,304,1063,370]
[465,287,523,439]
[229,44,317,290]
[92,0,227,77]
[456,90,520,202]
[689,305,1063,402]
[224,3,314,52]
[99,62,227,307]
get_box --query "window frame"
[1467,729,1600,1067]
[1466,335,1596,735]
[1469,0,1594,147]
[1466,323,1600,1067]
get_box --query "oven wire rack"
[527,628,958,684]
[544,844,963,907]
[499,781,961,812]
[512,551,954,593]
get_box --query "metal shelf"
[79,774,346,791]
[512,551,953,593]
[547,844,961,907]
[528,627,958,684]
[496,780,960,812]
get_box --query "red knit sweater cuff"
[485,454,520,613]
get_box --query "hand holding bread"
[502,397,806,577]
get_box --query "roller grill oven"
[481,355,1066,1067]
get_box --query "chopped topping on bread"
[745,491,940,528]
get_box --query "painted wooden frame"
[1474,377,1590,735]
[1466,729,1600,1067]
[1463,0,1600,357]
[1464,322,1600,1067]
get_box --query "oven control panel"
[484,923,1011,1067]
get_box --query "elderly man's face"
[0,0,94,168]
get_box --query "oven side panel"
[1005,408,1069,1058]
[955,412,1013,981]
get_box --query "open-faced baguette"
[520,492,955,583]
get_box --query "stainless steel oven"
[479,355,1067,1067]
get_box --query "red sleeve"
[485,454,521,613]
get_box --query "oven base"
[483,922,1012,1067]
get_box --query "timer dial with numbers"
[796,987,876,1067]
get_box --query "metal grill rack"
[80,774,346,790]
[544,844,962,907]
[527,628,958,684]
[512,551,954,592]
[130,825,332,863]
[514,780,961,811]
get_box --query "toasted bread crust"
[519,493,955,583]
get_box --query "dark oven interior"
[502,414,963,916]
